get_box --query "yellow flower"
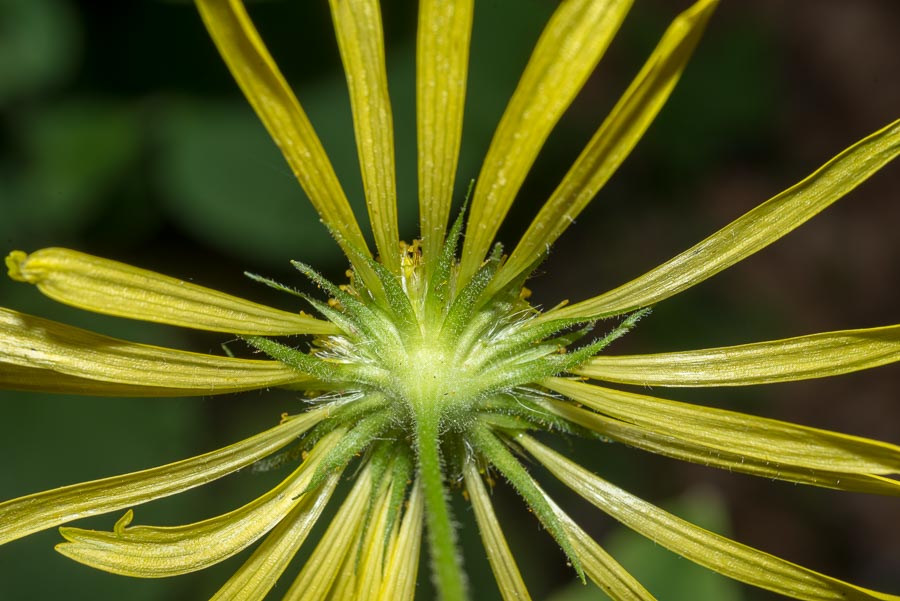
[1,1,898,600]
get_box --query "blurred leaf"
[641,20,779,176]
[16,100,142,234]
[155,95,359,268]
[0,0,79,104]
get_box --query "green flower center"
[247,227,644,440]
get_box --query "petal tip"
[5,250,31,283]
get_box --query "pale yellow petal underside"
[0,409,325,545]
[209,473,341,601]
[0,308,312,393]
[329,0,399,272]
[464,462,533,601]
[492,0,716,294]
[55,431,341,577]
[542,118,900,322]
[0,364,228,397]
[417,0,474,271]
[353,476,395,600]
[283,462,373,601]
[7,248,337,335]
[378,481,424,601]
[547,495,656,600]
[543,397,900,496]
[545,378,900,477]
[195,0,380,291]
[524,436,900,601]
[329,538,359,601]
[458,0,634,284]
[577,325,900,386]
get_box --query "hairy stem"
[415,411,467,601]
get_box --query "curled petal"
[7,248,336,335]
[209,472,341,600]
[0,408,325,545]
[55,431,342,577]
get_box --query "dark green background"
[1,0,898,599]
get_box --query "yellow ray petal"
[329,541,360,601]
[282,462,374,601]
[542,397,900,496]
[416,0,473,271]
[492,0,716,294]
[576,325,900,387]
[329,0,399,272]
[554,504,657,601]
[194,0,380,291]
[0,308,312,392]
[0,408,325,545]
[354,475,395,599]
[377,480,424,601]
[542,118,900,322]
[523,436,900,601]
[209,471,341,601]
[544,378,900,477]
[7,248,337,335]
[464,462,532,601]
[458,0,634,284]
[55,431,341,577]
[0,364,211,397]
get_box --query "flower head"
[1,1,899,600]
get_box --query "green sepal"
[301,294,364,339]
[484,309,650,391]
[383,447,415,559]
[309,394,391,438]
[243,271,305,299]
[426,200,468,323]
[304,410,394,493]
[477,249,544,313]
[355,245,419,332]
[291,260,378,325]
[440,245,502,340]
[357,441,398,566]
[474,393,598,439]
[242,335,343,382]
[483,315,596,365]
[249,441,306,474]
[468,424,585,583]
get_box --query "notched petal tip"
[5,250,34,283]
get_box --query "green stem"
[415,411,467,601]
